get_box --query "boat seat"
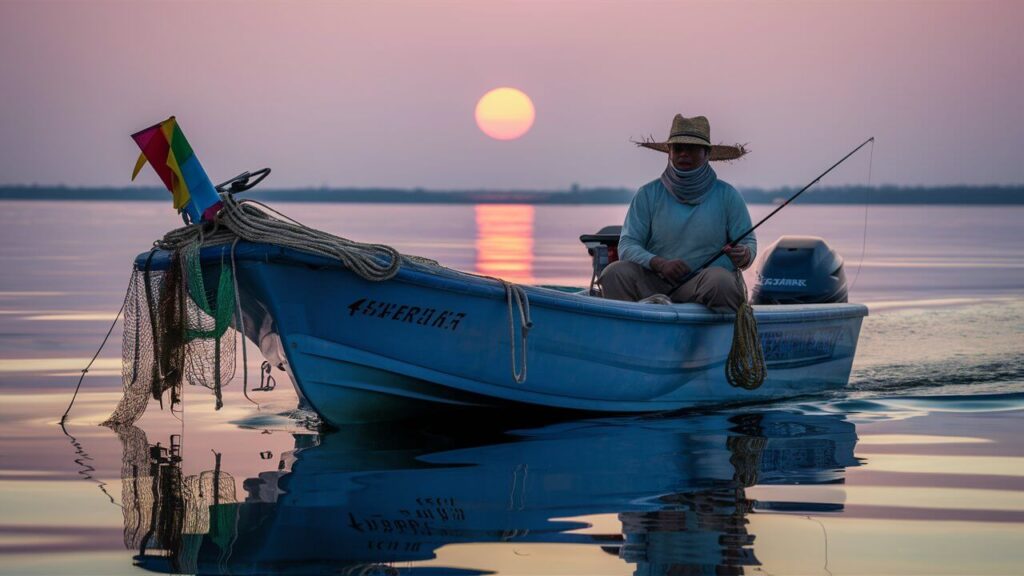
[579,225,622,254]
[580,225,622,295]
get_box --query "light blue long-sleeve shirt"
[618,178,757,272]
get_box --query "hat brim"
[635,140,748,162]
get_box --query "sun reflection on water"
[474,204,535,284]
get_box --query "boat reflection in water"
[122,409,859,575]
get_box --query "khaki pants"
[598,260,745,312]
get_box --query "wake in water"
[847,298,1024,397]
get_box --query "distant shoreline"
[1,185,1022,205]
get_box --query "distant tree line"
[738,185,1024,205]
[1,184,1022,204]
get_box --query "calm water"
[1,201,1023,575]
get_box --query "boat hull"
[142,244,868,424]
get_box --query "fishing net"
[110,424,152,551]
[103,245,237,426]
[115,430,238,574]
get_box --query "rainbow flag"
[131,117,221,222]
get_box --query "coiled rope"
[725,271,766,390]
[158,195,404,282]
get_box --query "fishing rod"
[667,136,875,293]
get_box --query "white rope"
[505,282,532,384]
[158,195,403,282]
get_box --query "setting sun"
[474,87,535,140]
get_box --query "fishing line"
[805,515,833,576]
[59,424,122,509]
[847,139,875,293]
[60,291,128,425]
[668,137,876,293]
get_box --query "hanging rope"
[504,281,532,384]
[229,238,257,407]
[725,271,766,390]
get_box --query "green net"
[103,247,238,426]
[184,245,235,342]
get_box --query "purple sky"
[1,1,1021,190]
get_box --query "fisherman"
[599,114,756,311]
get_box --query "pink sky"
[1,1,1021,190]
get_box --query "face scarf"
[661,160,717,205]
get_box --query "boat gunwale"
[134,242,868,325]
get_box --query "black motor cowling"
[751,236,848,304]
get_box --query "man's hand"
[650,257,691,284]
[724,244,752,269]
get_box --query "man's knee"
[600,260,642,282]
[598,260,645,300]
[697,267,744,311]
[702,267,736,289]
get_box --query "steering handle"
[215,167,271,194]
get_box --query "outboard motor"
[752,236,848,304]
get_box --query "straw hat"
[634,114,748,161]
